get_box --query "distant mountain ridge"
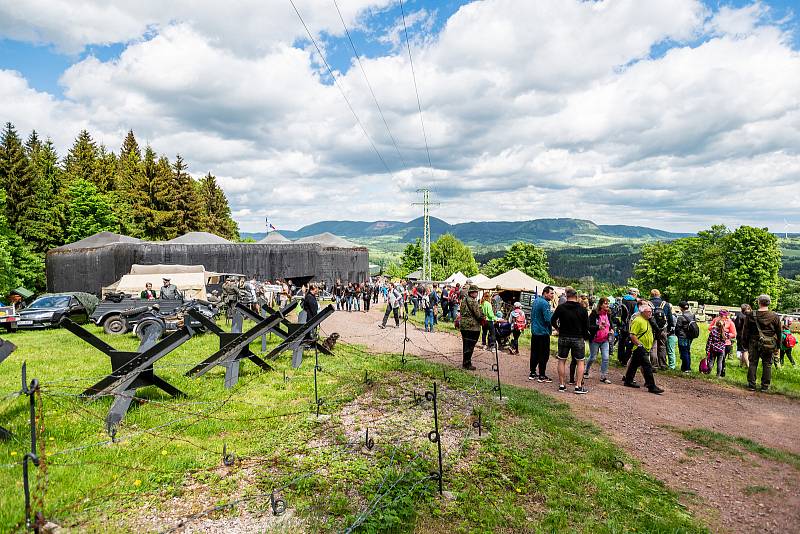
[241,217,691,246]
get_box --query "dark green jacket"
[459,295,484,332]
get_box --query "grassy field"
[406,305,800,397]
[0,321,705,533]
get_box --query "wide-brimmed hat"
[467,284,479,292]
[162,277,171,281]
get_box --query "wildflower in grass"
[134,479,142,486]
[10,451,17,456]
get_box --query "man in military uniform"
[160,277,181,300]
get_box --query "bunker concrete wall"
[46,243,369,294]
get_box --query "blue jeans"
[587,340,610,376]
[424,309,435,332]
[678,338,692,371]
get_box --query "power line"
[333,0,407,169]
[399,0,433,170]
[288,0,396,178]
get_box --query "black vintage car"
[14,294,91,330]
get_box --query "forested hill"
[243,217,689,246]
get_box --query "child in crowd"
[706,320,728,377]
[509,302,527,355]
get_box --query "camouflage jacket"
[459,295,484,332]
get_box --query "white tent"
[102,264,210,299]
[477,268,549,293]
[470,274,490,285]
[443,272,468,285]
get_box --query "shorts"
[557,336,586,361]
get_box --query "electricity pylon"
[412,189,440,281]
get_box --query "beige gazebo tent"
[477,268,549,293]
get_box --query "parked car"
[15,294,91,329]
[0,305,19,332]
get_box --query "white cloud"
[0,0,798,233]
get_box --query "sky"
[1,0,799,234]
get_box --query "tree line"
[630,224,799,311]
[0,123,239,294]
[390,226,798,312]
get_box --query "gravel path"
[324,307,800,534]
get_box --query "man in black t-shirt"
[551,287,590,394]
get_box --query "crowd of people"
[508,286,793,395]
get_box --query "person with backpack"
[708,310,737,377]
[778,323,796,367]
[617,288,639,366]
[420,286,435,333]
[649,290,674,370]
[379,282,402,329]
[458,285,484,371]
[674,301,699,372]
[586,297,612,384]
[509,302,526,355]
[743,294,782,392]
[706,320,728,377]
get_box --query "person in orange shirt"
[709,310,737,377]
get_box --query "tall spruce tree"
[116,129,142,191]
[0,122,36,229]
[198,172,239,240]
[16,139,65,252]
[95,145,117,192]
[63,129,100,186]
[169,154,206,236]
[127,147,172,240]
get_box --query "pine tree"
[116,129,142,191]
[127,147,172,240]
[169,154,206,236]
[198,172,239,240]
[63,129,100,187]
[16,139,65,252]
[65,179,119,242]
[95,145,117,192]
[25,130,42,160]
[0,122,36,229]
[0,189,46,292]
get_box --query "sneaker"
[558,385,566,392]
[541,375,553,383]
[648,386,664,395]
[747,384,757,391]
[600,377,612,384]
[536,376,545,383]
[583,372,589,378]
[623,381,641,389]
[760,386,769,392]
[378,324,386,329]
[574,386,589,395]
[528,374,537,381]
[683,370,691,374]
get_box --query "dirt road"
[323,306,800,534]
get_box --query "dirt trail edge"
[324,307,800,534]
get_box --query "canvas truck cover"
[103,265,209,300]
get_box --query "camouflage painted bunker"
[46,231,369,295]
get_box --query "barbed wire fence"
[0,304,511,533]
